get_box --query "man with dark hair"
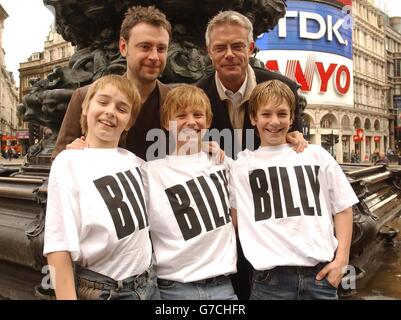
[53,5,172,160]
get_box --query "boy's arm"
[332,207,353,265]
[140,165,152,210]
[47,251,77,300]
[316,207,353,287]
[45,159,80,300]
[230,208,237,230]
[227,160,237,230]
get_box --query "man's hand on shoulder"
[66,136,88,150]
[201,141,225,164]
[286,131,308,153]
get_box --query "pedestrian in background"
[375,152,389,165]
[7,147,12,162]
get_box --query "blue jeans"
[75,265,160,300]
[250,263,338,300]
[158,275,238,300]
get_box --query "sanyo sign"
[255,0,353,107]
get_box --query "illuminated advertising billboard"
[255,0,353,107]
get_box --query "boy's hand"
[66,136,87,150]
[201,141,225,164]
[286,131,308,153]
[316,259,348,288]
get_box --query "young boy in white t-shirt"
[44,75,158,300]
[230,80,358,300]
[141,85,238,300]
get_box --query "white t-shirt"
[44,148,152,280]
[230,144,359,271]
[142,152,237,282]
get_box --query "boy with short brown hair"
[230,80,358,300]
[44,75,159,300]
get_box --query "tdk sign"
[278,11,348,45]
[256,1,353,59]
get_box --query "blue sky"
[1,0,54,84]
[375,0,401,16]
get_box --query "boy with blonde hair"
[230,80,358,300]
[142,85,238,300]
[44,75,159,300]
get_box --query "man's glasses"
[211,42,248,55]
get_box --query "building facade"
[254,0,394,163]
[352,0,389,162]
[385,15,401,152]
[19,24,75,101]
[0,5,19,156]
[19,24,75,146]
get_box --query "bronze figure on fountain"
[20,0,288,166]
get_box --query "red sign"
[374,136,381,142]
[356,129,364,141]
[16,131,30,139]
[336,0,352,6]
[353,135,361,142]
[1,135,16,141]
[265,60,351,95]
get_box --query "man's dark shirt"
[196,66,302,158]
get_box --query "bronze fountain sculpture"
[18,0,288,166]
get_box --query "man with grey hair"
[197,10,306,300]
[198,10,304,158]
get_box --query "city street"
[0,157,23,166]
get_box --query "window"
[342,116,351,128]
[374,120,380,131]
[321,119,331,129]
[361,84,366,104]
[395,59,401,77]
[388,63,393,77]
